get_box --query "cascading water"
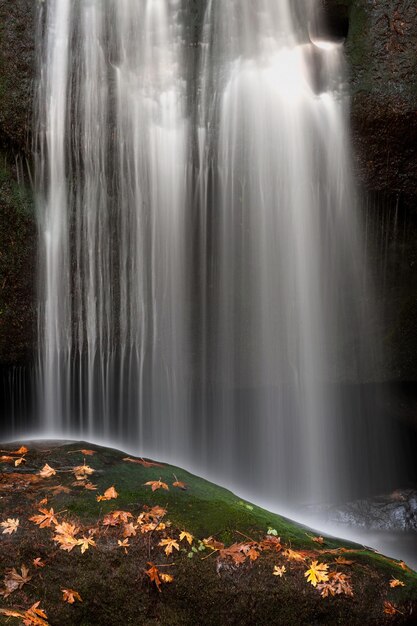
[33,0,396,508]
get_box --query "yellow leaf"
[304,561,329,587]
[39,464,56,478]
[179,531,193,545]
[77,536,96,554]
[62,588,82,604]
[273,565,286,577]
[1,518,19,534]
[160,573,174,583]
[159,538,180,556]
[283,548,306,562]
[390,578,405,588]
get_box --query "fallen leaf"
[118,539,130,553]
[46,484,71,495]
[80,449,95,456]
[384,601,401,615]
[77,536,96,554]
[123,457,164,468]
[203,536,224,551]
[144,479,169,492]
[311,535,324,545]
[84,482,97,490]
[145,563,162,592]
[304,561,329,587]
[173,481,187,490]
[273,565,286,578]
[334,557,353,565]
[0,601,49,626]
[123,522,138,538]
[33,558,45,569]
[159,538,180,556]
[73,464,95,481]
[390,578,405,588]
[102,510,133,526]
[30,508,58,528]
[283,548,306,562]
[96,486,118,502]
[39,464,56,478]
[160,573,174,583]
[62,589,82,604]
[1,565,31,597]
[179,531,193,545]
[14,457,26,467]
[1,518,19,534]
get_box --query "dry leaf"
[30,508,58,528]
[33,558,46,569]
[1,565,31,597]
[145,563,162,592]
[118,539,130,553]
[203,536,225,551]
[1,518,19,534]
[179,531,193,545]
[334,557,353,565]
[77,536,96,554]
[62,588,82,604]
[39,464,56,478]
[390,578,405,588]
[144,479,169,492]
[273,565,286,577]
[283,548,306,562]
[73,464,95,481]
[160,573,174,583]
[304,561,329,587]
[96,486,118,502]
[384,601,401,615]
[159,538,180,556]
[14,457,26,467]
[173,481,187,490]
[123,457,164,468]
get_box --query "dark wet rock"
[315,490,417,532]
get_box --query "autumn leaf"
[118,539,130,553]
[310,535,324,545]
[283,548,306,562]
[1,565,31,597]
[62,589,82,604]
[30,508,58,528]
[0,602,49,626]
[46,485,71,495]
[1,518,19,534]
[390,578,405,588]
[39,464,56,478]
[160,573,174,583]
[96,485,118,502]
[203,536,225,551]
[14,457,26,467]
[0,456,16,463]
[179,531,193,545]
[102,510,132,526]
[145,563,162,592]
[334,557,353,565]
[159,538,180,556]
[304,561,329,587]
[33,558,45,569]
[261,536,282,552]
[84,482,97,490]
[273,565,286,578]
[123,457,164,468]
[0,446,29,456]
[77,536,96,554]
[123,522,138,538]
[384,601,402,615]
[144,479,169,492]
[73,463,95,481]
[53,521,80,552]
[173,481,187,490]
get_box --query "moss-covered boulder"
[0,441,416,625]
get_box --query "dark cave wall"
[0,0,416,385]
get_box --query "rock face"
[0,0,36,367]
[317,490,417,533]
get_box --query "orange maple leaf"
[33,558,45,569]
[62,588,82,604]
[29,508,58,528]
[39,464,56,478]
[123,457,164,467]
[96,486,118,502]
[144,479,169,492]
[1,518,19,534]
[390,578,405,588]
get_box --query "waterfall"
[34,0,391,506]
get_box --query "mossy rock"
[0,440,416,625]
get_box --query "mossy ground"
[0,440,416,625]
